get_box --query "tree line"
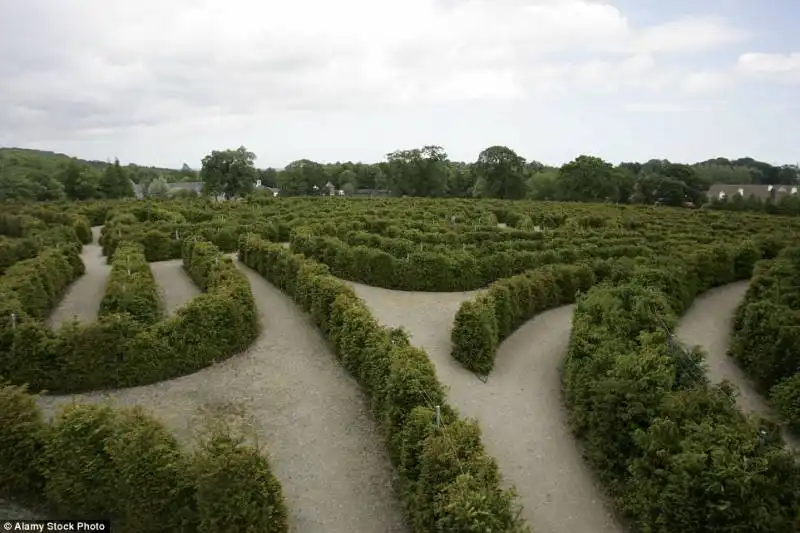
[2,145,798,208]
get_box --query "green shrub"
[191,428,288,533]
[99,241,162,325]
[239,233,525,532]
[0,383,47,498]
[43,404,121,518]
[771,374,800,433]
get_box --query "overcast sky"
[1,0,798,169]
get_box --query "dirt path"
[47,226,110,329]
[150,259,201,315]
[676,281,800,449]
[34,261,406,533]
[346,282,624,533]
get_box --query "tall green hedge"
[0,238,259,393]
[99,241,162,325]
[563,241,800,532]
[0,384,288,533]
[729,246,800,433]
[238,234,528,532]
[451,262,598,374]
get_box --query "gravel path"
[149,259,201,315]
[346,282,624,533]
[47,226,110,329]
[32,260,406,533]
[675,281,800,449]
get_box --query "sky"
[0,0,798,169]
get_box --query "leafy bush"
[0,383,47,499]
[1,238,258,393]
[451,263,596,373]
[563,242,800,532]
[239,233,527,532]
[99,241,162,325]
[0,395,288,533]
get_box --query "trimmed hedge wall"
[563,240,800,532]
[289,226,652,292]
[99,242,162,325]
[729,246,800,433]
[451,262,598,374]
[0,239,259,393]
[0,383,288,533]
[238,234,529,533]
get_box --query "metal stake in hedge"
[175,229,180,241]
[10,312,16,329]
[435,405,441,427]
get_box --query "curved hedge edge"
[238,233,529,533]
[0,237,259,394]
[563,240,800,533]
[451,262,599,374]
[0,242,84,322]
[98,241,162,326]
[728,247,800,434]
[0,382,288,533]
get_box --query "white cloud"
[737,52,800,82]
[680,71,732,94]
[4,0,796,168]
[623,102,688,113]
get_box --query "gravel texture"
[675,281,800,449]
[47,226,110,329]
[29,255,406,533]
[346,282,624,533]
[149,259,201,315]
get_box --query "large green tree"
[277,159,327,196]
[98,159,134,199]
[556,155,628,202]
[472,145,527,199]
[384,145,449,197]
[200,146,257,199]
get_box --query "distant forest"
[1,146,798,214]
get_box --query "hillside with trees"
[2,145,798,212]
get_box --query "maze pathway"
[676,281,800,450]
[35,259,407,533]
[346,281,624,533]
[47,226,110,329]
[149,259,201,315]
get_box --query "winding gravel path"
[676,281,800,450]
[149,259,201,315]
[33,259,406,533]
[346,282,624,533]
[47,226,110,329]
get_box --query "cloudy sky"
[1,0,798,169]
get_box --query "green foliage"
[0,395,287,533]
[452,263,596,373]
[99,242,162,325]
[0,383,47,498]
[729,247,800,436]
[472,145,527,200]
[99,159,135,199]
[200,146,257,200]
[239,233,525,532]
[192,427,288,533]
[562,242,800,532]
[1,236,258,394]
[771,375,800,433]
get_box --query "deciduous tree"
[200,146,257,200]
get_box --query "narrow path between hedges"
[47,226,110,329]
[346,282,625,533]
[150,259,201,315]
[675,281,800,450]
[34,250,407,533]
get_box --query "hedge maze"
[2,197,800,533]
